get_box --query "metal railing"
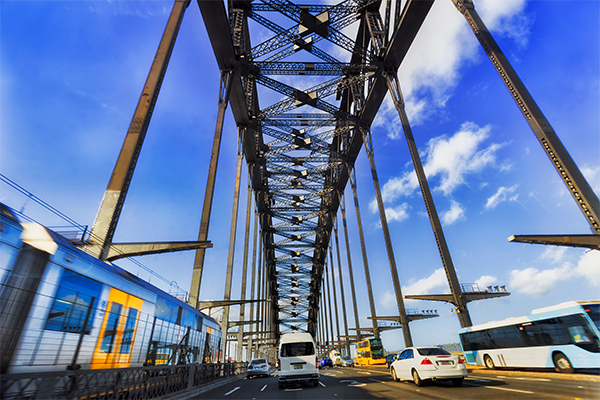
[1,362,246,400]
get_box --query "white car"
[390,347,467,387]
[247,358,270,379]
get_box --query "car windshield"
[280,342,315,357]
[250,359,267,365]
[417,348,451,356]
[342,356,351,360]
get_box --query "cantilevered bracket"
[509,234,600,250]
[105,241,212,261]
[196,299,269,311]
[405,291,510,304]
[368,313,438,323]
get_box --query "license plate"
[439,361,452,366]
[294,365,303,370]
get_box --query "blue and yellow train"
[0,203,222,374]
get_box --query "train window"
[100,302,123,353]
[45,269,103,334]
[155,297,179,324]
[181,309,198,330]
[119,308,139,354]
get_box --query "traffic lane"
[194,366,599,399]
[197,368,391,400]
[360,365,600,399]
[466,371,600,399]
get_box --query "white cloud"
[573,250,600,287]
[404,268,449,296]
[509,264,572,296]
[377,122,502,212]
[539,247,567,264]
[442,200,465,225]
[485,185,519,210]
[581,165,600,193]
[372,0,530,131]
[477,0,530,47]
[385,203,410,223]
[475,275,498,291]
[509,250,600,296]
[424,122,501,196]
[381,291,396,309]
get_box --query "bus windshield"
[584,304,600,330]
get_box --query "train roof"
[1,202,218,326]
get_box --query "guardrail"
[1,362,247,400]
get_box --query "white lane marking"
[496,376,551,382]
[357,371,372,375]
[319,381,327,387]
[260,385,267,392]
[224,387,241,396]
[468,382,535,394]
[368,378,385,383]
[284,388,303,391]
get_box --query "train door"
[91,288,143,369]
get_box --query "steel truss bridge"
[76,0,598,361]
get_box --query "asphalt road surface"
[192,365,599,399]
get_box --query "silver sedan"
[247,358,271,379]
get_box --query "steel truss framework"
[195,0,599,341]
[193,0,437,341]
[84,0,599,352]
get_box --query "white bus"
[458,300,599,373]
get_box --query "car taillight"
[458,358,465,364]
[277,359,281,371]
[420,358,433,365]
[316,356,319,369]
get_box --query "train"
[0,202,222,374]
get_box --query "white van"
[277,332,319,389]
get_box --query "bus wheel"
[553,352,574,373]
[483,355,495,369]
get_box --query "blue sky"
[1,0,599,351]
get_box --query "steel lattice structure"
[82,0,599,356]
[194,0,437,340]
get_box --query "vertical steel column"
[319,291,326,350]
[385,73,471,328]
[328,246,341,349]
[248,210,259,360]
[358,127,412,346]
[321,275,331,347]
[333,221,350,355]
[452,0,599,233]
[260,250,266,354]
[221,131,245,362]
[189,70,234,308]
[236,184,253,361]
[325,262,336,347]
[340,192,362,341]
[349,170,379,339]
[86,0,190,260]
